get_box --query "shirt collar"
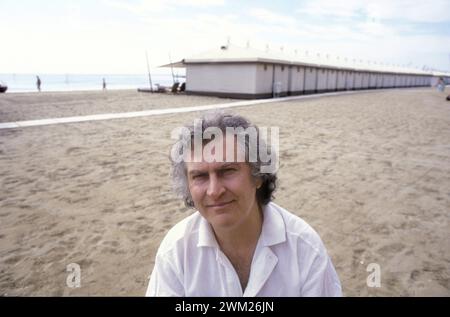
[197,202,286,248]
[198,216,219,248]
[260,202,286,247]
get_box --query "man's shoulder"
[269,202,326,254]
[156,211,202,256]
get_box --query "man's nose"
[206,174,225,199]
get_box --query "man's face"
[186,159,262,231]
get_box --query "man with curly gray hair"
[147,111,342,297]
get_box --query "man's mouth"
[206,201,234,208]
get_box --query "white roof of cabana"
[162,44,439,76]
[431,70,450,77]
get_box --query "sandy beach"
[0,88,449,296]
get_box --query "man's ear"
[256,178,263,189]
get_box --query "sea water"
[0,72,185,93]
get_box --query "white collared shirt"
[146,202,342,297]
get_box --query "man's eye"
[222,168,236,175]
[193,174,207,180]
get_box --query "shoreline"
[0,72,185,95]
[0,88,144,95]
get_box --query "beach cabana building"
[164,44,447,99]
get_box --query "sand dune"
[0,88,449,296]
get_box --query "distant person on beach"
[36,76,41,92]
[146,111,342,297]
[102,78,107,91]
[437,77,445,92]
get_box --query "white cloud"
[102,0,225,14]
[249,8,297,26]
[296,0,450,23]
[356,20,398,37]
[177,0,225,6]
[295,0,363,19]
[365,0,450,23]
[101,0,167,14]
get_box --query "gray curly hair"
[170,111,277,208]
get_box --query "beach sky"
[1,0,449,74]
